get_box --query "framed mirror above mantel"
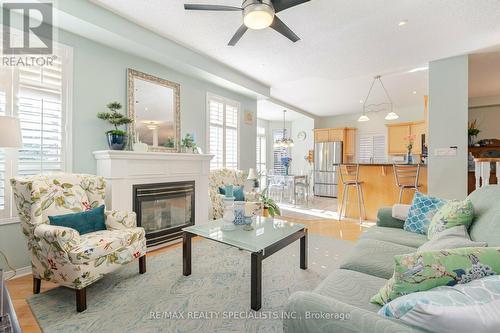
[127,68,181,152]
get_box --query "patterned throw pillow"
[371,247,500,305]
[378,275,500,333]
[403,192,446,235]
[427,199,474,239]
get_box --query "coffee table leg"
[251,251,262,311]
[300,229,308,270]
[183,232,192,276]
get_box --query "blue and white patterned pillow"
[403,192,446,235]
[379,275,500,333]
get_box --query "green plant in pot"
[181,133,197,153]
[260,188,281,217]
[97,102,132,150]
[468,119,480,147]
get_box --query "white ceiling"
[257,100,307,121]
[91,0,500,117]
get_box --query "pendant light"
[274,110,294,148]
[358,75,399,122]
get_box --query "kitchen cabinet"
[329,129,344,141]
[387,123,411,154]
[410,121,426,154]
[314,129,330,142]
[387,121,427,155]
[314,127,357,162]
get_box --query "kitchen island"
[338,163,427,221]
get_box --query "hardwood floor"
[6,216,368,333]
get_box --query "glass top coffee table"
[182,217,308,311]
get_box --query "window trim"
[206,92,241,170]
[0,41,73,225]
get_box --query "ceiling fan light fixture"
[243,1,275,30]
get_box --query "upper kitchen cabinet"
[314,129,330,142]
[328,129,344,141]
[387,121,427,155]
[387,123,411,154]
[410,121,427,154]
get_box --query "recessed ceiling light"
[412,91,417,95]
[398,20,408,27]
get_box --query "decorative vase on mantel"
[468,135,477,147]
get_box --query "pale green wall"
[428,55,468,199]
[57,29,257,174]
[0,27,258,272]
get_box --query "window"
[207,93,240,170]
[256,126,266,176]
[0,45,72,221]
[273,129,290,175]
[359,134,386,163]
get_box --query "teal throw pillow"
[403,192,446,235]
[49,205,106,235]
[218,186,245,201]
[427,199,474,239]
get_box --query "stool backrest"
[393,164,420,188]
[339,164,360,185]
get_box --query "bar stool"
[338,164,366,222]
[393,164,421,203]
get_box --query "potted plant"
[181,133,197,153]
[260,188,281,217]
[97,102,132,150]
[468,120,480,147]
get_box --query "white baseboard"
[4,266,31,280]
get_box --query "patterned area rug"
[28,235,353,333]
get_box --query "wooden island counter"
[338,164,427,221]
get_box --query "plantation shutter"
[256,126,266,174]
[207,93,239,170]
[17,60,65,176]
[0,88,6,212]
[359,134,386,163]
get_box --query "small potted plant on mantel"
[260,188,281,218]
[97,102,132,150]
[468,120,480,147]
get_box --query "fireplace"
[133,181,195,248]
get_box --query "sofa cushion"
[427,199,474,239]
[468,185,500,246]
[340,239,416,279]
[404,192,447,235]
[418,225,487,252]
[360,226,427,248]
[371,246,500,305]
[313,269,386,313]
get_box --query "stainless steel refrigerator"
[314,142,342,198]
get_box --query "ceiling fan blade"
[184,4,242,11]
[272,0,310,13]
[270,16,300,42]
[228,25,248,46]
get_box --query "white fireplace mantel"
[93,150,214,227]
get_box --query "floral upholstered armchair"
[209,169,261,220]
[10,174,147,312]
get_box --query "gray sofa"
[284,185,500,333]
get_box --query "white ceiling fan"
[184,0,310,46]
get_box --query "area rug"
[27,235,353,333]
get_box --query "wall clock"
[297,131,307,141]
